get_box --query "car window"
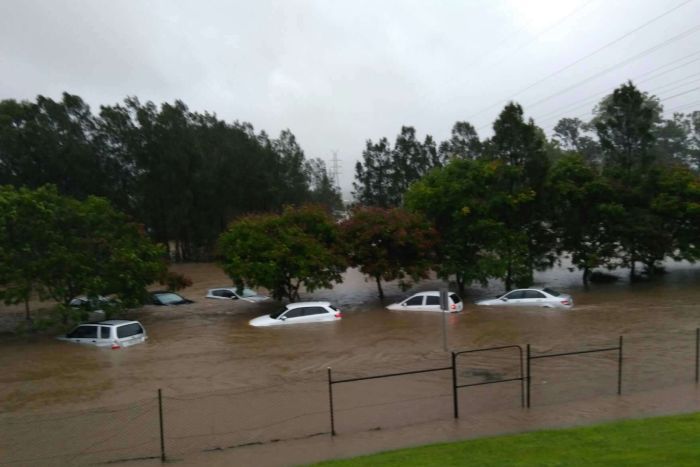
[543,287,561,297]
[269,307,286,319]
[405,296,424,306]
[450,294,461,304]
[100,327,111,339]
[284,308,305,319]
[303,306,328,316]
[68,325,97,339]
[524,290,546,299]
[212,289,232,297]
[426,296,440,305]
[504,290,525,299]
[117,323,143,338]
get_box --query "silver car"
[476,288,573,309]
[249,301,342,327]
[57,320,147,349]
[206,287,270,303]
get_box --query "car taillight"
[451,304,456,310]
[561,300,570,305]
[111,340,121,350]
[335,312,342,318]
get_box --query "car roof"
[409,291,460,296]
[285,301,331,309]
[151,290,180,295]
[94,320,140,326]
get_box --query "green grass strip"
[314,412,700,466]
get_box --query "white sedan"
[249,301,342,327]
[206,287,270,303]
[386,291,464,313]
[476,288,573,309]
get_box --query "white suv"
[249,301,342,327]
[58,320,147,349]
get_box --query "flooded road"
[2,261,700,464]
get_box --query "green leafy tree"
[438,121,482,160]
[339,207,437,300]
[218,205,346,301]
[484,102,555,289]
[406,159,521,295]
[546,154,621,285]
[0,186,166,320]
[353,127,444,207]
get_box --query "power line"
[478,23,700,132]
[467,0,695,122]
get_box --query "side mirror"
[500,298,508,302]
[401,303,407,307]
[279,316,286,321]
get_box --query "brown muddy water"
[2,261,700,465]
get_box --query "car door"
[424,295,441,312]
[96,325,112,347]
[67,325,99,344]
[522,290,547,306]
[280,307,306,324]
[502,290,526,306]
[402,294,425,311]
[302,306,333,322]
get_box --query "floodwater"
[2,261,700,465]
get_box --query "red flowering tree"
[339,207,437,300]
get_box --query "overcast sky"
[2,0,699,197]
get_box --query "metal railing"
[526,336,623,408]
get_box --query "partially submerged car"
[476,288,573,309]
[57,320,147,349]
[249,301,342,327]
[386,291,464,313]
[205,287,270,303]
[150,291,193,306]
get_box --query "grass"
[314,412,700,466]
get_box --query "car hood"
[249,315,278,327]
[385,303,403,310]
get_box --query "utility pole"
[330,151,341,189]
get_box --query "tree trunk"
[375,276,384,301]
[456,274,465,297]
[582,266,590,288]
[630,260,636,281]
[24,297,31,321]
[505,262,513,291]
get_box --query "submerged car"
[57,320,147,349]
[150,291,194,306]
[205,287,270,303]
[249,301,342,327]
[476,288,573,309]
[386,291,464,313]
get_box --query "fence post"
[526,344,531,408]
[451,352,458,419]
[328,368,336,436]
[617,336,623,396]
[158,388,166,462]
[695,328,699,384]
[518,346,525,408]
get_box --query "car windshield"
[542,288,561,297]
[269,307,288,319]
[156,293,184,304]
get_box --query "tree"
[592,82,663,278]
[484,102,555,289]
[339,207,437,300]
[0,186,166,320]
[438,121,482,160]
[405,159,521,295]
[353,127,444,207]
[305,158,344,214]
[546,155,621,285]
[552,117,601,164]
[218,205,346,301]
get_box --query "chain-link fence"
[2,327,700,465]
